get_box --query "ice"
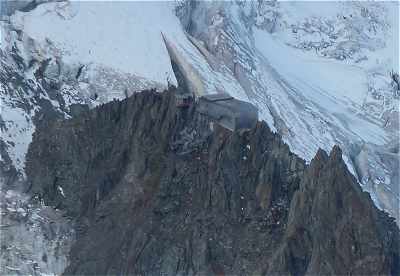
[254,27,388,146]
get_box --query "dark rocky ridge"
[26,88,399,275]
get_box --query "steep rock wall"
[26,88,399,275]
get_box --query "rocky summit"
[26,88,399,275]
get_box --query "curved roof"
[201,93,234,102]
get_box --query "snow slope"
[254,30,388,146]
[10,1,178,86]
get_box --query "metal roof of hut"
[197,94,258,131]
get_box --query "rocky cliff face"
[26,88,399,275]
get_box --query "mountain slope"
[2,0,398,219]
[175,0,399,220]
[0,1,399,273]
[26,88,399,275]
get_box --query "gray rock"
[26,88,399,275]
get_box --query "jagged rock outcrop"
[268,147,399,275]
[26,88,399,275]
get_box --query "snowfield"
[10,1,179,86]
